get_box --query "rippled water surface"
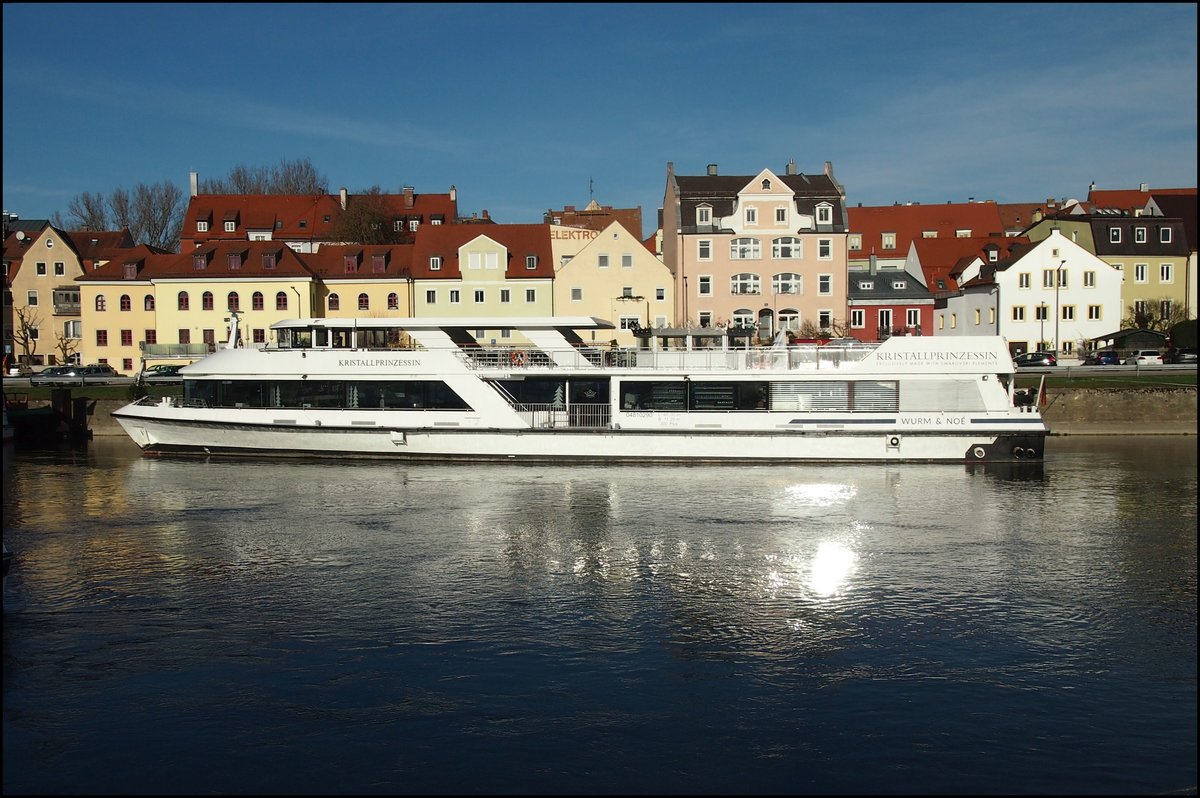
[3,436,1196,794]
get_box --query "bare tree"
[67,191,109,230]
[1122,298,1190,333]
[328,186,410,245]
[54,332,80,366]
[200,157,328,195]
[133,181,185,251]
[12,306,41,364]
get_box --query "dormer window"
[343,255,357,273]
[196,221,209,232]
[526,255,538,270]
[761,179,771,190]
[1135,227,1147,243]
[1109,227,1121,243]
[262,252,276,270]
[430,256,442,271]
[193,254,207,271]
[988,249,998,262]
[227,253,242,270]
[697,205,711,225]
[816,203,832,224]
[859,281,874,290]
[1160,227,1172,243]
[123,263,137,280]
[892,280,906,289]
[372,254,386,273]
[299,219,307,229]
[882,232,896,249]
[224,221,236,233]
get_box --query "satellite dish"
[15,231,25,240]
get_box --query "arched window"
[144,295,155,311]
[730,273,761,295]
[95,295,107,311]
[771,237,802,259]
[275,291,288,311]
[178,291,189,311]
[772,273,802,294]
[388,292,399,310]
[227,292,240,311]
[778,309,800,331]
[202,291,214,311]
[730,238,760,259]
[120,294,131,311]
[358,293,370,310]
[732,308,755,327]
[328,293,340,311]
[252,292,264,311]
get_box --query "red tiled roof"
[304,244,415,280]
[848,202,1005,256]
[409,224,554,279]
[77,240,316,281]
[179,189,459,248]
[1087,187,1196,214]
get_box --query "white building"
[938,228,1124,357]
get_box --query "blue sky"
[3,3,1196,240]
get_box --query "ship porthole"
[972,446,986,459]
[1013,447,1025,457]
[888,436,900,447]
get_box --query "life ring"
[510,349,527,367]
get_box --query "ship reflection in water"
[1,436,1195,795]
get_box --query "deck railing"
[460,345,876,372]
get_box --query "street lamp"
[1053,259,1065,353]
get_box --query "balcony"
[140,342,216,357]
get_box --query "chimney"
[786,159,797,176]
[823,160,833,177]
[339,187,347,210]
[1139,182,1149,192]
[482,209,490,220]
[403,186,415,208]
[189,171,199,197]
[450,184,457,203]
[868,254,877,275]
[706,164,718,176]
[1033,209,1043,223]
[968,197,975,203]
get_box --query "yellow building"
[554,221,673,346]
[77,241,320,370]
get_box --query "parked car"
[7,363,34,377]
[1162,347,1198,365]
[1014,351,1057,367]
[31,364,122,386]
[29,365,76,386]
[1082,350,1120,366]
[137,364,185,385]
[1124,350,1163,366]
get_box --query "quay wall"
[59,389,1194,437]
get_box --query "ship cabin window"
[184,379,470,411]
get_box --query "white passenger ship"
[113,313,1048,463]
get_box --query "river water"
[2,436,1196,795]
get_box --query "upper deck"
[246,315,1016,378]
